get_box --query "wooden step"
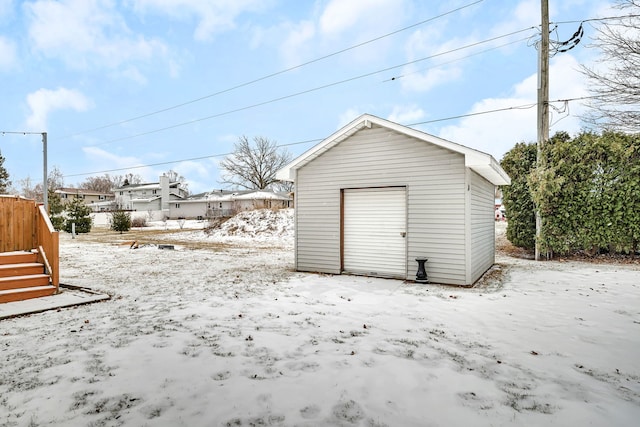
[0,285,57,303]
[0,263,45,278]
[0,274,50,291]
[0,251,37,265]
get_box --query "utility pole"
[535,0,550,261]
[0,131,48,212]
[42,132,48,212]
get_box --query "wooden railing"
[0,195,59,289]
[35,204,59,288]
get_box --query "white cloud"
[319,0,404,39]
[437,54,589,161]
[399,25,472,93]
[119,66,147,85]
[129,0,268,41]
[0,35,16,70]
[25,87,92,131]
[81,146,158,182]
[387,105,425,124]
[171,160,215,194]
[337,108,363,129]
[82,146,141,169]
[25,0,167,73]
[279,20,315,67]
[174,160,210,179]
[400,64,462,92]
[273,0,407,68]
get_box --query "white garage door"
[343,187,407,278]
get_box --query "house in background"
[55,187,115,211]
[277,113,510,286]
[113,174,188,215]
[169,189,292,219]
[233,190,292,211]
[169,190,235,220]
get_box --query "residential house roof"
[55,187,113,197]
[277,113,511,186]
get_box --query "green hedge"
[501,131,640,256]
[500,142,537,250]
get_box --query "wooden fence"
[0,195,59,287]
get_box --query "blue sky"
[0,0,618,194]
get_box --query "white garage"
[277,114,510,286]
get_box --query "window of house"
[219,203,222,208]
[99,195,105,200]
[61,194,67,199]
[119,191,123,195]
[153,190,158,195]
[175,203,181,208]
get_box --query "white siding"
[295,124,467,285]
[469,170,496,283]
[170,201,207,219]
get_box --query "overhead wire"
[61,0,485,140]
[62,96,594,179]
[550,14,640,25]
[57,11,622,179]
[87,26,537,147]
[63,138,323,178]
[383,36,530,82]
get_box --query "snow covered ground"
[1,211,639,426]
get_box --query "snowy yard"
[1,211,639,426]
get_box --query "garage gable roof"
[277,114,510,186]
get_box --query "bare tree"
[163,169,189,195]
[272,180,294,193]
[47,166,65,190]
[120,173,143,186]
[80,174,119,193]
[220,136,291,190]
[19,176,38,201]
[19,166,65,202]
[581,0,640,132]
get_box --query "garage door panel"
[343,187,406,278]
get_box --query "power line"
[62,96,591,179]
[88,26,536,147]
[63,138,323,178]
[383,36,530,82]
[62,0,485,140]
[551,14,640,25]
[407,102,538,126]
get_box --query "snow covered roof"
[113,181,182,192]
[183,190,291,203]
[56,187,113,196]
[277,113,511,186]
[233,191,290,201]
[130,197,161,203]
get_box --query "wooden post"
[535,0,550,261]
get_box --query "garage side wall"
[469,170,496,283]
[295,124,468,285]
